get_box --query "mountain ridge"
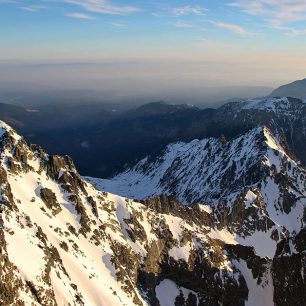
[87,124,302,204]
[270,78,306,99]
[0,95,305,178]
[1,120,306,305]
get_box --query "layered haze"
[0,61,275,106]
[1,0,306,106]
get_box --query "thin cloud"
[66,12,95,20]
[174,21,197,29]
[110,21,127,27]
[174,21,206,31]
[212,21,256,36]
[172,5,207,16]
[286,28,306,36]
[152,12,162,18]
[0,0,19,3]
[229,0,306,27]
[21,5,47,12]
[63,0,141,15]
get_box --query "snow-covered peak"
[219,96,305,115]
[263,126,287,156]
[88,125,299,204]
[0,120,21,141]
[0,120,11,132]
[241,97,290,111]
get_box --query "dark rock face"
[159,255,248,306]
[110,241,143,306]
[0,165,17,211]
[46,155,87,195]
[225,244,269,283]
[272,253,306,306]
[40,188,62,215]
[214,187,275,236]
[68,194,92,236]
[294,228,306,252]
[271,228,306,306]
[0,231,26,306]
[141,194,213,227]
[135,196,251,305]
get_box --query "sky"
[1,0,306,96]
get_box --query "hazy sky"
[1,0,306,90]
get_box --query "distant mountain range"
[0,81,273,108]
[270,78,306,99]
[0,79,305,179]
[88,97,306,203]
[127,101,199,117]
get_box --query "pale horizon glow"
[1,0,306,96]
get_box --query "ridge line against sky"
[1,0,306,88]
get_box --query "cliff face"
[0,121,305,306]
